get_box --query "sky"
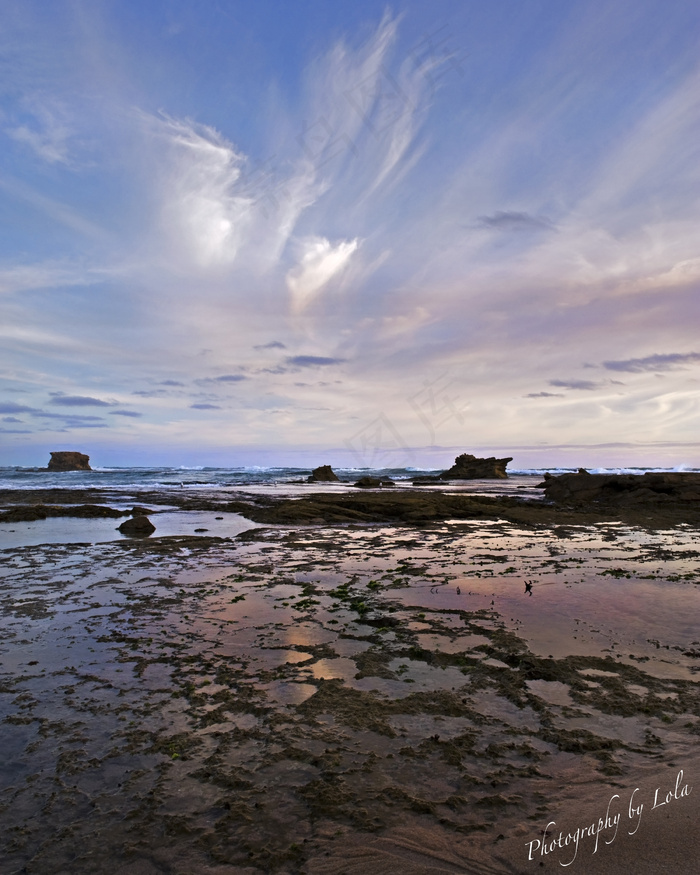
[1,0,700,469]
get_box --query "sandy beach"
[1,482,698,873]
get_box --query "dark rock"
[47,451,91,471]
[62,504,125,518]
[354,476,395,489]
[439,453,512,480]
[118,515,156,537]
[539,472,700,506]
[308,465,340,483]
[0,506,48,523]
[0,503,126,522]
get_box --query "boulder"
[308,465,340,483]
[439,453,512,480]
[47,451,91,471]
[118,515,156,537]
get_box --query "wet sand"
[1,494,699,873]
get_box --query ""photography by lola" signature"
[526,769,692,867]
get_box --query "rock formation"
[308,465,340,483]
[439,453,512,480]
[47,451,91,471]
[538,471,700,506]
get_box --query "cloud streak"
[549,380,601,391]
[603,352,700,373]
[49,395,113,407]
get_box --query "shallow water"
[0,509,259,549]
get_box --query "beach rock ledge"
[47,451,91,471]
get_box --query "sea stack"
[308,465,340,482]
[47,451,92,471]
[439,453,512,480]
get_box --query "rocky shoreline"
[3,470,700,531]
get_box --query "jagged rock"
[354,476,395,489]
[539,472,700,506]
[439,453,512,480]
[308,465,340,483]
[118,515,156,536]
[47,451,91,471]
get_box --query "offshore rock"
[118,515,156,537]
[439,453,512,480]
[47,451,91,471]
[308,465,340,483]
[539,471,700,506]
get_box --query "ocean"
[2,463,698,493]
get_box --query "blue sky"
[2,0,700,468]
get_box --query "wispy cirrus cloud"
[144,113,253,269]
[6,98,75,165]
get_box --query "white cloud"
[286,236,359,313]
[147,114,252,268]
